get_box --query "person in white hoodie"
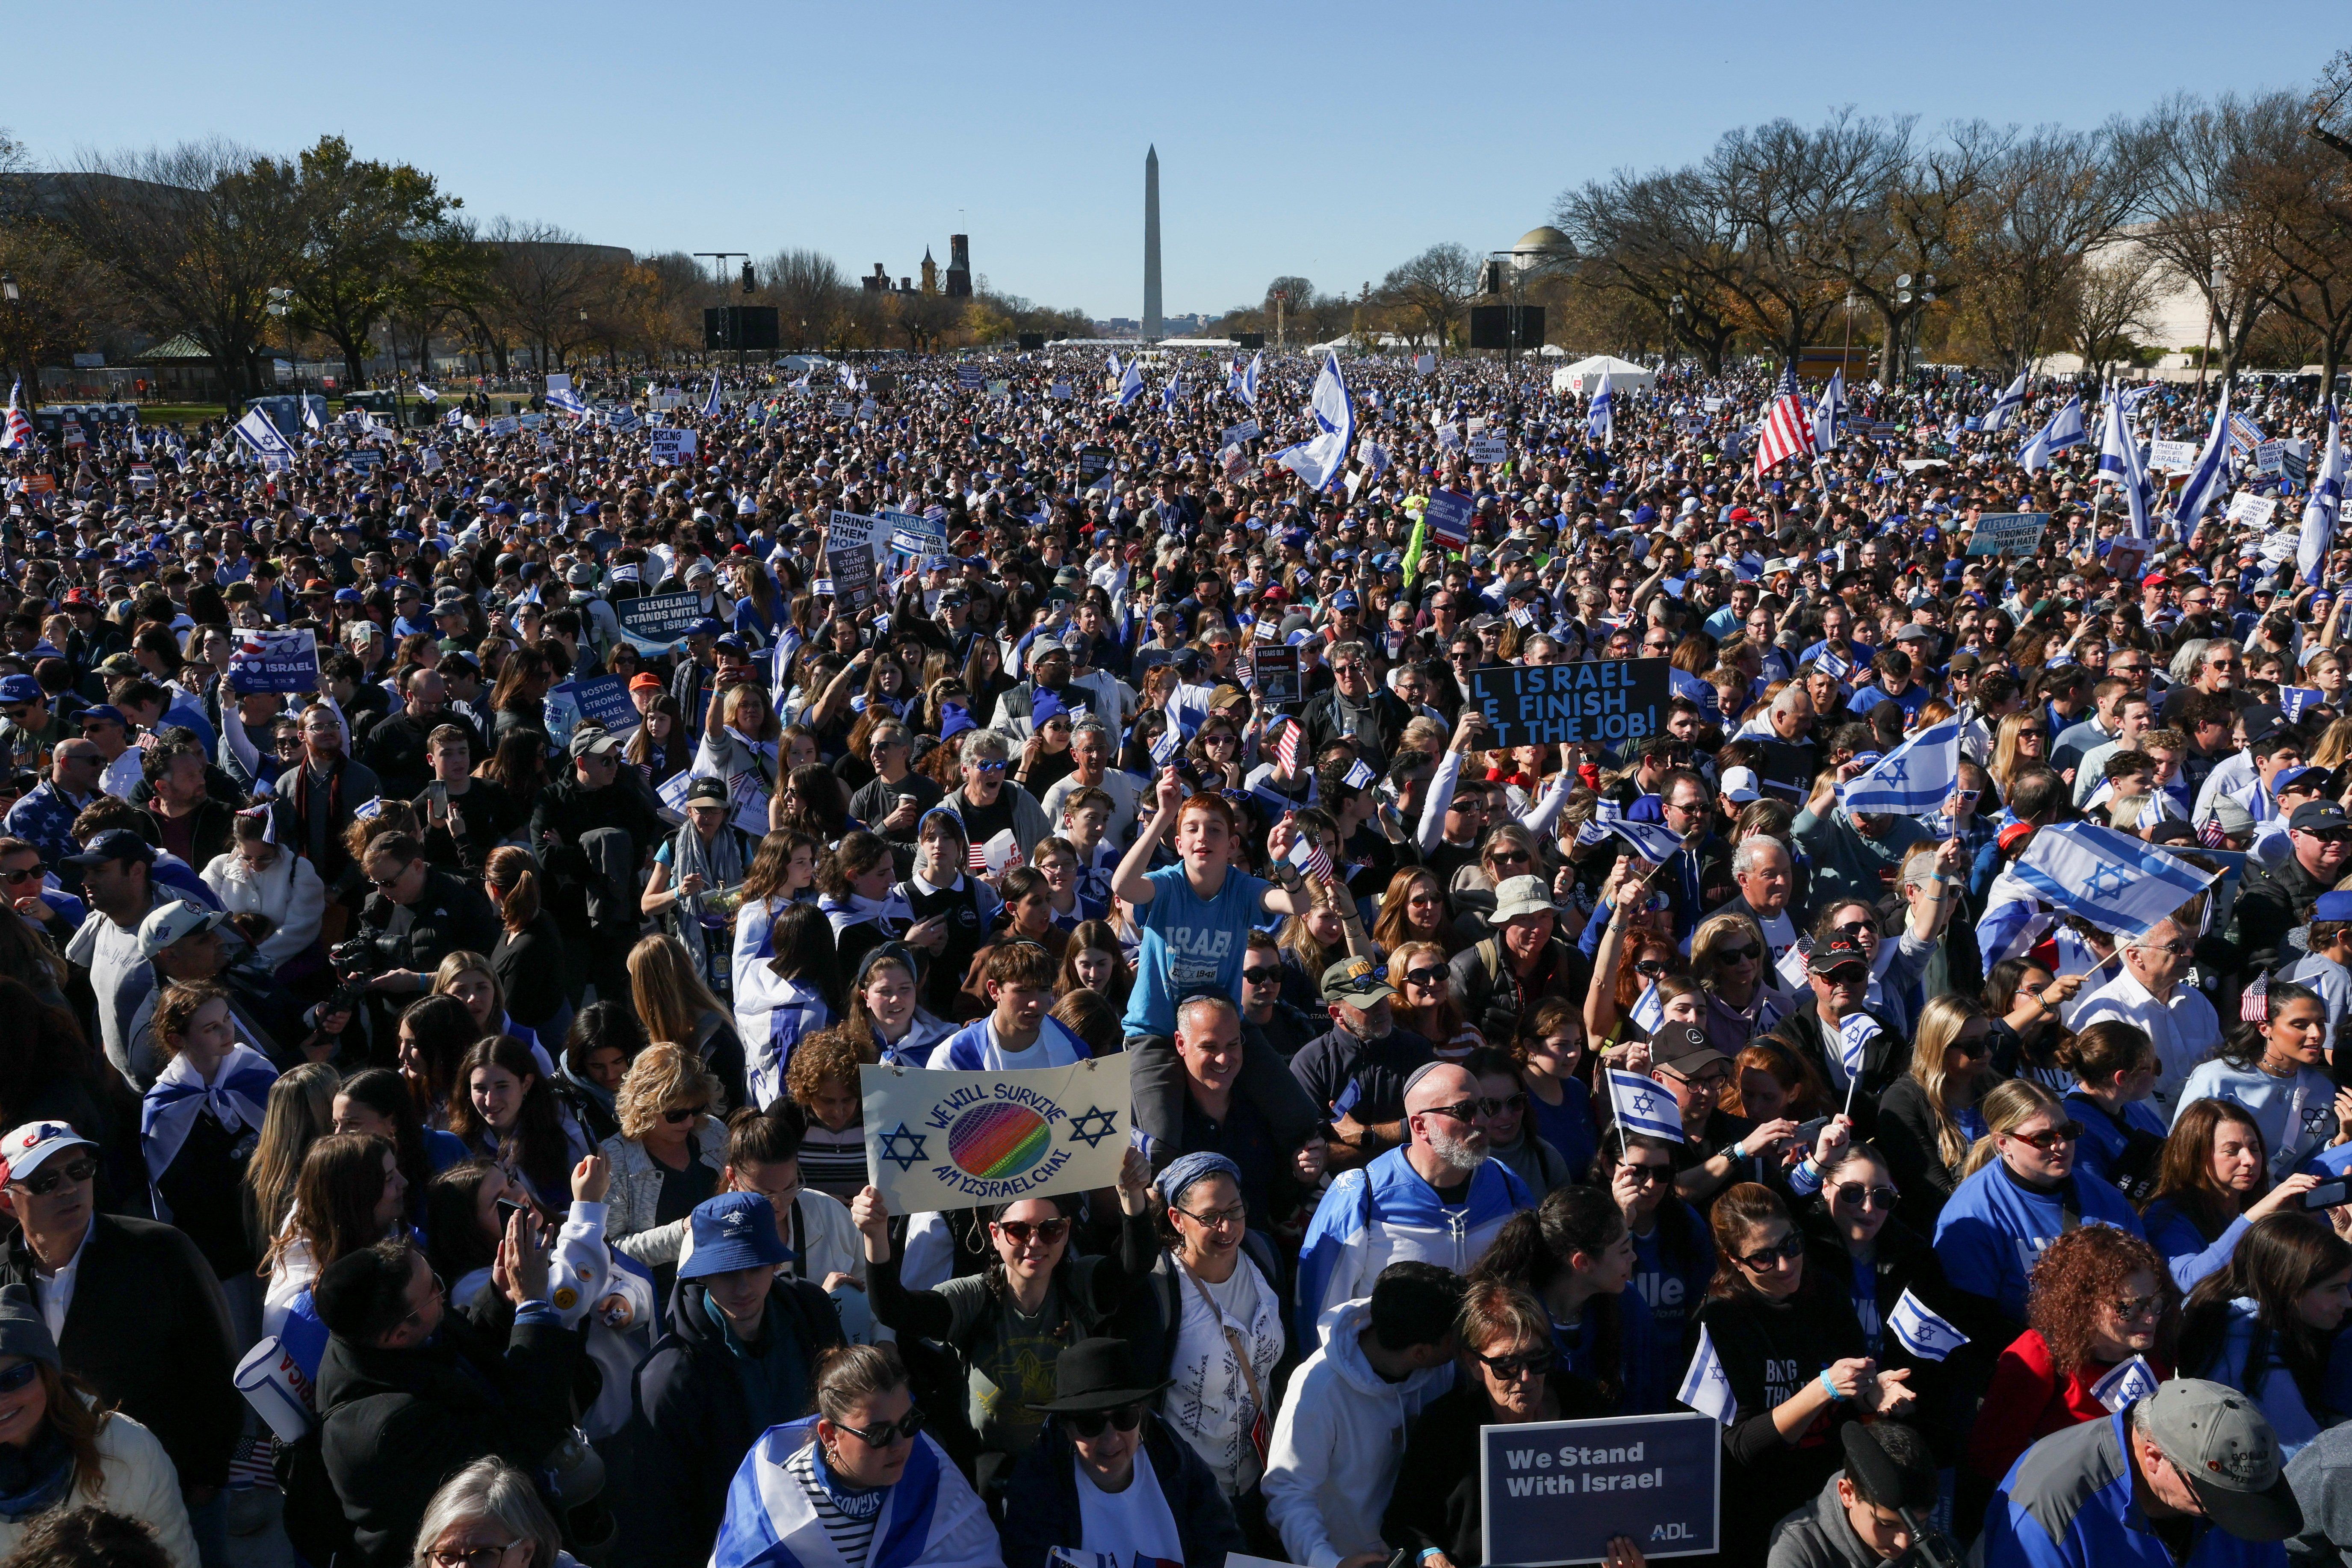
[1264,1261,1465,1568]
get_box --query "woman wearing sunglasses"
[1930,1079,2146,1341]
[1581,858,1692,1061]
[1383,1281,1630,1568]
[854,1145,1156,1476]
[1798,1140,1959,1434]
[1469,1185,1662,1412]
[709,1341,999,1568]
[1875,997,2000,1234]
[1696,1182,1912,1555]
[1689,910,1785,1060]
[1388,941,1486,1058]
[1000,1337,1243,1568]
[594,1044,727,1298]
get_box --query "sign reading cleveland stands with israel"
[1467,657,1672,749]
[860,1055,1132,1212]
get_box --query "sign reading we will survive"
[1481,1411,1721,1565]
[860,1056,1131,1212]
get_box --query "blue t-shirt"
[1121,862,1270,1038]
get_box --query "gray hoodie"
[1263,1296,1457,1568]
[1765,1472,1885,1568]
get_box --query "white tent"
[1550,354,1655,396]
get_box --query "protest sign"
[1222,417,1262,447]
[2256,439,2285,474]
[1468,433,1510,464]
[518,413,542,430]
[1078,445,1114,485]
[1481,1411,1720,1564]
[2149,439,2200,471]
[859,1054,1131,1212]
[2226,491,2278,528]
[827,543,876,612]
[227,629,320,695]
[547,675,640,748]
[827,400,854,418]
[828,509,880,557]
[128,464,155,491]
[1424,488,1474,546]
[1468,658,1672,749]
[1963,511,2049,558]
[2104,539,2149,587]
[649,427,698,466]
[956,365,985,390]
[346,449,384,474]
[615,590,704,654]
[1253,645,1302,706]
[885,507,948,556]
[489,416,519,437]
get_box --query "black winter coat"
[1000,1416,1245,1568]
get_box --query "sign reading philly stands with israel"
[860,1056,1132,1212]
[1467,657,1672,749]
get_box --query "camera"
[322,936,381,1020]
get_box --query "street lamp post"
[1668,293,1686,375]
[0,273,21,410]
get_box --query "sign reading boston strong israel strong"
[860,1056,1132,1211]
[1468,657,1673,749]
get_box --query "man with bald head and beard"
[1290,1060,1531,1347]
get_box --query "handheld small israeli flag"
[1837,1012,1879,1078]
[1814,647,1852,681]
[2281,686,2325,724]
[1604,816,1688,866]
[1343,758,1375,791]
[2091,1354,2161,1412]
[1628,981,1665,1035]
[1981,372,2029,434]
[1150,725,1183,766]
[2097,383,2158,542]
[703,375,722,421]
[1576,793,1625,848]
[414,381,438,404]
[1811,368,1844,453]
[1886,1290,1969,1361]
[1105,352,1122,379]
[1286,833,1334,883]
[1238,351,1262,408]
[1115,361,1145,408]
[2018,395,2086,472]
[1587,371,1614,446]
[1838,718,1962,817]
[1999,821,2219,939]
[1676,1326,1737,1426]
[1608,1069,1684,1143]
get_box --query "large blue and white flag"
[2096,384,2157,541]
[2173,390,2234,538]
[1677,1326,1737,1425]
[703,375,722,421]
[1587,371,1614,446]
[710,1417,993,1568]
[1608,1069,1684,1143]
[547,385,590,420]
[1811,369,1844,454]
[231,405,295,461]
[1237,350,1262,408]
[1160,378,1183,413]
[2300,400,2344,588]
[1272,351,1355,493]
[1995,821,2219,940]
[1981,372,2029,434]
[1837,718,1961,817]
[2018,395,2086,472]
[1105,351,1122,380]
[414,381,438,404]
[1887,1290,1970,1361]
[1115,361,1145,408]
[1603,815,1689,865]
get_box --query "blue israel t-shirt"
[1122,862,1271,1039]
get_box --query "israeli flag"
[1150,725,1183,766]
[710,1416,993,1568]
[1116,361,1145,408]
[1981,372,2029,434]
[1604,816,1688,865]
[1886,1290,1970,1361]
[1587,371,1614,446]
[301,396,325,434]
[414,381,438,404]
[2091,1354,2161,1412]
[2096,384,2157,541]
[1837,718,1961,816]
[230,405,295,461]
[548,386,590,419]
[2173,391,2234,538]
[2018,395,2086,472]
[1238,350,1262,407]
[1676,1325,1737,1425]
[2299,400,2344,588]
[1105,352,1122,379]
[703,375,722,421]
[1628,981,1665,1035]
[1160,378,1182,412]
[2282,685,2326,724]
[1837,1012,1879,1079]
[1811,368,1844,454]
[1272,352,1356,494]
[1999,821,2219,939]
[1343,759,1375,790]
[1608,1069,1684,1143]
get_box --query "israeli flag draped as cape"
[1273,351,1355,493]
[141,1042,278,1192]
[711,1417,999,1568]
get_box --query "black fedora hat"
[1026,1338,1171,1413]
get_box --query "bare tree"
[2065,248,2166,373]
[478,218,610,374]
[1964,126,2143,378]
[762,249,845,351]
[1380,245,1478,352]
[1557,168,1744,372]
[2243,117,2352,391]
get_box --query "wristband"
[1728,1139,1746,1162]
[1819,1369,1845,1402]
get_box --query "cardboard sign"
[1253,644,1303,706]
[828,400,855,418]
[2256,439,2286,474]
[955,365,986,390]
[883,508,948,557]
[489,416,519,437]
[648,426,698,466]
[1480,1411,1721,1564]
[545,675,641,748]
[826,543,875,613]
[227,628,320,695]
[1467,658,1673,749]
[1078,445,1114,485]
[1222,418,1262,447]
[859,1055,1132,1212]
[614,590,705,653]
[1424,488,1475,546]
[2148,439,2200,472]
[1468,433,1509,464]
[2226,491,2279,528]
[1963,511,2050,558]
[2105,539,2149,587]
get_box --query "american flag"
[2241,969,2270,1023]
[1752,366,1817,475]
[1286,833,1334,883]
[967,840,991,873]
[2199,815,2228,848]
[1274,720,1301,774]
[1,381,32,452]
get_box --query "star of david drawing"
[2086,862,2131,900]
[877,1123,928,1172]
[1878,757,1909,786]
[1628,1091,1663,1119]
[1064,1106,1118,1149]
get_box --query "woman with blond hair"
[1370,866,1462,957]
[1388,939,1482,1056]
[1877,995,1999,1233]
[1689,909,1783,1059]
[243,1061,341,1254]
[1986,711,2049,801]
[630,933,747,1112]
[597,1042,729,1298]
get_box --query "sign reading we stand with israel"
[1480,1411,1721,1564]
[860,1055,1131,1211]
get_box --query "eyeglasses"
[1177,1202,1248,1231]
[1476,1346,1555,1380]
[11,1157,95,1197]
[368,864,415,890]
[833,1406,927,1447]
[2128,938,2194,955]
[428,1544,521,1568]
[1734,1233,1807,1269]
[1475,1093,1527,1116]
[994,1217,1070,1246]
[2006,1120,2085,1151]
[400,1272,447,1331]
[662,1104,709,1125]
[1063,1403,1143,1440]
[1241,966,1282,985]
[1831,1183,1899,1209]
[1403,965,1448,988]
[1714,944,1761,964]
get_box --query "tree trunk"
[330,330,371,397]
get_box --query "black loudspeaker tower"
[1236,332,1265,350]
[1468,305,1545,351]
[704,307,782,352]
[1017,333,1046,351]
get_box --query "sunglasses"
[1633,959,1669,978]
[11,1156,95,1196]
[0,866,40,886]
[1064,1403,1144,1439]
[1734,1232,1807,1269]
[1420,1100,1480,1124]
[368,865,414,890]
[1831,1183,1899,1209]
[1402,965,1448,988]
[1475,1093,1528,1116]
[972,759,1008,774]
[1619,1162,1674,1185]
[1954,1035,1991,1061]
[994,1217,1070,1246]
[662,1104,710,1125]
[1240,967,1282,985]
[1475,1346,1555,1380]
[1714,944,1762,964]
[834,1406,927,1447]
[2006,1120,2086,1151]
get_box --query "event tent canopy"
[1550,355,1655,396]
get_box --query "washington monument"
[1143,145,1163,340]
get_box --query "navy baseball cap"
[687,617,727,639]
[678,1192,792,1279]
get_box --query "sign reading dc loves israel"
[227,629,320,695]
[860,1056,1131,1212]
[1481,1411,1720,1564]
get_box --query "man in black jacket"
[624,1192,843,1568]
[1300,642,1412,768]
[530,728,664,977]
[353,830,501,1044]
[312,1232,578,1568]
[0,1121,239,1548]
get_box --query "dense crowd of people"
[0,343,2345,1568]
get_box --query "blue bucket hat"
[679,1192,793,1280]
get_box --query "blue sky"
[7,3,2336,320]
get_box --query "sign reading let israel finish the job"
[1468,658,1672,748]
[860,1056,1131,1212]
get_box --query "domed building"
[1510,226,1573,272]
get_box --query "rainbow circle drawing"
[947,1104,1052,1179]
